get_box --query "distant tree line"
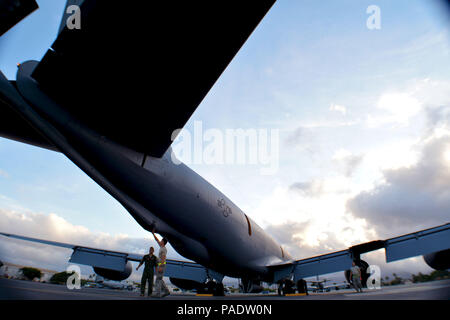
[381,270,450,286]
[20,267,41,280]
[411,270,450,283]
[49,271,88,286]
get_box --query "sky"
[0,0,449,284]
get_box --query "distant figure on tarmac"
[152,229,170,298]
[350,261,363,293]
[136,246,158,297]
[297,278,308,295]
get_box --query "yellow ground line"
[196,293,214,296]
[285,293,307,296]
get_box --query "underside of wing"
[0,78,58,151]
[17,0,275,157]
[0,0,38,36]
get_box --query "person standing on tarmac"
[136,246,158,297]
[350,261,363,293]
[152,229,170,298]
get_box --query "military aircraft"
[0,0,449,296]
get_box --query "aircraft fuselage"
[14,61,291,282]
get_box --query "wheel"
[277,286,284,296]
[284,279,295,294]
[213,282,225,296]
[297,279,307,294]
[206,280,216,294]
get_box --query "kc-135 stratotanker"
[0,0,448,295]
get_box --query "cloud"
[265,221,348,259]
[348,105,450,238]
[0,209,185,282]
[252,179,373,257]
[348,136,450,238]
[289,181,325,198]
[284,126,316,148]
[289,176,352,197]
[332,149,364,177]
[329,104,347,115]
[367,93,422,128]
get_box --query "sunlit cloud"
[367,93,422,128]
[0,209,186,281]
[329,103,347,115]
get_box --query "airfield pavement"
[0,277,449,300]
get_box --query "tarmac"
[0,277,449,300]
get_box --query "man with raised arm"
[152,229,170,298]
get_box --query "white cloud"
[0,209,185,282]
[348,133,450,238]
[366,78,450,129]
[367,93,422,128]
[329,103,347,115]
[250,176,373,253]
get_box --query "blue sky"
[0,0,449,281]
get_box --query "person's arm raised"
[152,229,163,247]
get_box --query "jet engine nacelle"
[93,261,133,281]
[423,249,450,270]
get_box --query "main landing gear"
[277,279,308,296]
[197,280,225,296]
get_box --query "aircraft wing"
[0,0,276,158]
[0,79,58,151]
[0,0,38,36]
[0,232,223,283]
[269,223,450,282]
